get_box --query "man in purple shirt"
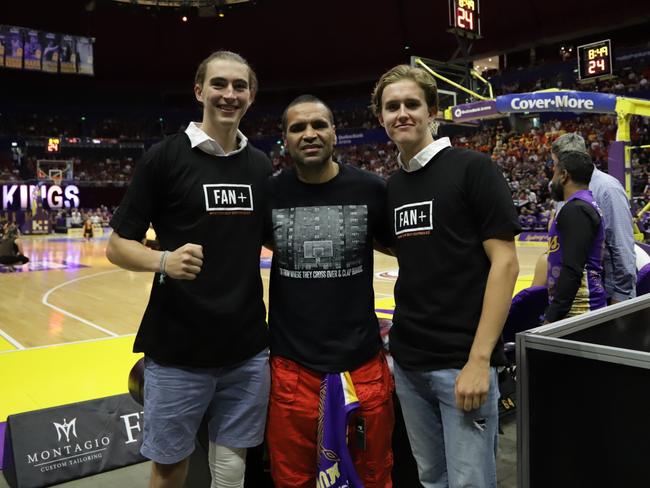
[551,133,636,304]
[545,150,606,322]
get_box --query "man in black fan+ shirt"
[371,64,521,488]
[106,51,271,488]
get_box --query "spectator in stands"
[552,133,637,304]
[105,50,270,488]
[90,210,102,226]
[0,223,29,271]
[70,209,82,228]
[544,151,607,322]
[371,64,520,488]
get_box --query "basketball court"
[0,231,544,424]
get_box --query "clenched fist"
[163,244,203,280]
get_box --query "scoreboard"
[577,39,612,81]
[448,0,480,38]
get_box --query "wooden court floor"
[0,232,545,421]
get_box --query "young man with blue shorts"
[107,51,271,488]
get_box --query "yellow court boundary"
[0,337,16,352]
[0,336,141,422]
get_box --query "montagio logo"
[53,418,77,443]
[25,416,111,473]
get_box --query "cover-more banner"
[496,90,617,114]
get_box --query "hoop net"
[36,160,74,184]
[49,169,63,186]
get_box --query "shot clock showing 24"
[577,39,613,81]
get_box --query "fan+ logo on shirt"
[203,184,253,213]
[394,200,433,237]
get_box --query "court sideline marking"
[41,269,124,337]
[0,333,136,355]
[0,328,24,350]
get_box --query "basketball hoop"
[37,160,74,184]
[49,169,63,186]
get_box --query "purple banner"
[4,26,24,70]
[451,100,499,122]
[607,140,627,190]
[0,29,5,67]
[517,232,549,243]
[41,32,61,74]
[23,30,42,72]
[0,421,5,470]
[335,127,390,147]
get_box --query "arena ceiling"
[4,0,650,93]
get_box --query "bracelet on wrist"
[159,250,169,284]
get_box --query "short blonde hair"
[370,64,439,116]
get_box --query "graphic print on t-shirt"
[273,205,367,279]
[203,184,253,212]
[394,200,433,237]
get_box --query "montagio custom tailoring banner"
[2,394,146,488]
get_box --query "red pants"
[267,353,394,488]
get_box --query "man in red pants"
[266,95,394,487]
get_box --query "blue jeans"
[393,363,499,488]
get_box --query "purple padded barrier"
[502,285,549,344]
[637,264,650,296]
[607,140,627,190]
[0,421,5,470]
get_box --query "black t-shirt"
[110,133,272,368]
[387,146,521,371]
[268,163,390,372]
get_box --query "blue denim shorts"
[141,348,270,464]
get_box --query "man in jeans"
[371,65,520,488]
